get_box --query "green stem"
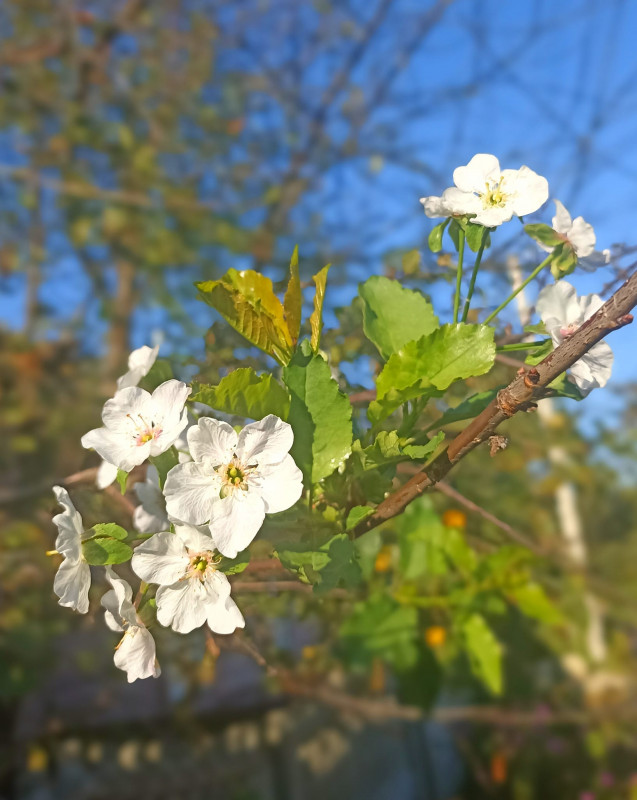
[484,254,553,325]
[496,339,550,352]
[461,228,489,322]
[452,228,466,324]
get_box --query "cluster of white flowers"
[51,355,303,683]
[421,153,614,393]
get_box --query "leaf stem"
[496,339,550,352]
[453,228,466,324]
[483,254,553,325]
[461,228,489,323]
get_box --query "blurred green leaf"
[283,245,302,345]
[462,613,503,694]
[309,264,330,352]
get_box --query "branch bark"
[352,268,637,538]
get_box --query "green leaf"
[283,245,302,345]
[195,269,293,364]
[339,596,419,671]
[464,222,489,252]
[218,549,251,575]
[426,389,499,431]
[550,243,578,279]
[116,469,128,495]
[371,324,496,421]
[90,523,128,541]
[275,533,361,593]
[353,430,444,471]
[524,338,553,365]
[150,448,179,490]
[309,264,330,352]
[547,373,585,401]
[397,498,448,580]
[395,643,442,710]
[428,220,449,253]
[462,613,503,694]
[283,340,352,483]
[191,369,290,420]
[509,582,563,624]
[138,359,173,393]
[524,322,547,336]
[524,223,564,247]
[82,537,133,566]
[346,505,375,531]
[359,276,439,360]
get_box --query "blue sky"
[0,0,634,427]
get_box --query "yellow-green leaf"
[309,264,330,352]
[283,245,302,345]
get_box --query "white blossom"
[131,526,244,635]
[117,344,160,390]
[421,153,549,227]
[539,200,610,271]
[133,466,170,534]
[101,567,160,682]
[163,415,303,559]
[536,281,613,394]
[96,460,119,490]
[51,486,90,614]
[81,380,191,472]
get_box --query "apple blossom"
[81,379,191,472]
[539,200,610,271]
[536,281,613,394]
[131,526,244,635]
[102,567,161,682]
[421,153,549,227]
[117,344,160,390]
[96,459,119,490]
[133,466,170,534]
[51,486,91,614]
[163,415,304,559]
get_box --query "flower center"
[218,456,257,497]
[186,551,219,582]
[127,414,163,447]
[480,177,509,209]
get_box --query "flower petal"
[552,200,572,234]
[236,415,294,465]
[133,467,169,534]
[52,486,83,560]
[188,417,237,465]
[96,460,118,489]
[102,566,137,628]
[255,454,304,514]
[114,627,160,682]
[117,344,160,390]
[156,581,208,633]
[207,595,245,635]
[453,153,501,193]
[101,386,154,434]
[568,216,596,258]
[81,427,151,472]
[54,558,91,614]
[506,166,549,217]
[164,462,221,524]
[208,493,266,558]
[571,341,613,393]
[131,531,188,586]
[536,281,582,334]
[174,523,217,554]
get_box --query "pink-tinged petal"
[114,626,160,682]
[453,154,501,193]
[101,386,154,433]
[81,427,150,472]
[52,486,83,560]
[236,415,294,465]
[551,200,573,234]
[255,454,304,514]
[131,531,188,585]
[117,344,159,390]
[164,462,221,524]
[174,523,217,554]
[208,493,266,559]
[96,460,118,489]
[156,581,208,633]
[568,216,596,258]
[54,558,91,614]
[188,417,237,464]
[506,166,549,217]
[207,595,245,635]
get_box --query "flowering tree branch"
[351,268,637,538]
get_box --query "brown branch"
[352,269,637,538]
